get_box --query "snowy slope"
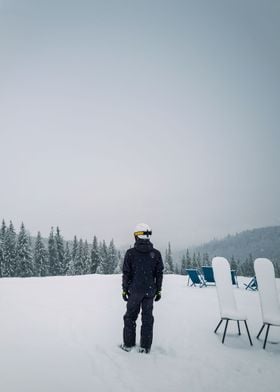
[0,274,279,392]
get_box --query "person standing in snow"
[121,223,164,353]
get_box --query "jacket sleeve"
[155,251,164,292]
[122,250,132,292]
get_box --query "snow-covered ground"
[0,274,279,392]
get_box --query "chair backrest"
[212,257,238,318]
[186,269,201,284]
[202,266,215,283]
[254,258,280,324]
[231,270,238,286]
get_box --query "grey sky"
[1,0,279,249]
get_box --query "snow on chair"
[254,258,280,349]
[212,257,253,345]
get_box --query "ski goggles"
[134,230,152,236]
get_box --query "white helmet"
[134,223,152,240]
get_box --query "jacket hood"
[134,239,153,253]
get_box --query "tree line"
[0,220,122,278]
[179,249,280,278]
[1,220,278,279]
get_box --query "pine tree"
[74,239,84,275]
[55,227,65,275]
[97,240,108,274]
[230,255,238,272]
[0,219,7,277]
[48,227,59,276]
[16,223,34,277]
[107,239,118,274]
[34,231,48,276]
[70,236,79,275]
[181,254,187,275]
[114,250,123,274]
[82,240,91,274]
[64,242,73,275]
[197,252,202,268]
[202,252,210,266]
[90,236,99,273]
[164,242,173,273]
[241,254,254,277]
[192,252,197,268]
[2,221,17,277]
[185,249,192,269]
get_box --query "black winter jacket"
[122,239,164,296]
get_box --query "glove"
[122,291,129,302]
[154,291,161,302]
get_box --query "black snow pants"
[123,291,154,350]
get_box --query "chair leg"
[244,320,253,346]
[214,319,223,333]
[222,319,229,344]
[237,320,241,335]
[256,324,265,339]
[263,324,270,350]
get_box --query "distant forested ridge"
[192,226,280,262]
[179,226,280,277]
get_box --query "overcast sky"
[0,0,279,249]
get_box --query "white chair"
[254,258,280,349]
[212,257,252,345]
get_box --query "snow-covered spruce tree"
[16,223,34,277]
[197,252,202,268]
[241,254,254,277]
[96,240,108,274]
[0,219,7,277]
[34,231,48,276]
[65,242,74,275]
[185,249,192,269]
[55,227,65,275]
[82,240,91,274]
[74,239,84,275]
[107,239,118,274]
[2,221,17,277]
[114,250,123,274]
[90,235,99,273]
[70,235,79,275]
[181,254,187,275]
[202,252,210,266]
[48,227,59,276]
[230,255,238,273]
[164,242,174,273]
[192,252,198,268]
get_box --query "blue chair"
[231,270,239,287]
[202,266,239,287]
[244,276,258,291]
[201,266,215,285]
[186,269,207,288]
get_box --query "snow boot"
[138,347,150,354]
[120,344,133,352]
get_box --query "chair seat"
[221,309,247,321]
[263,313,280,326]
